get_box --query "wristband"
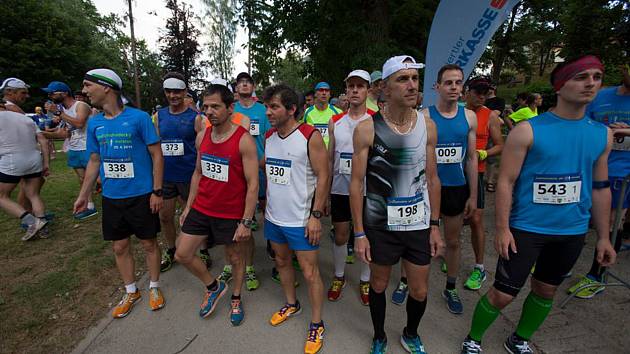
[477,149,488,161]
[354,231,366,239]
[593,180,610,189]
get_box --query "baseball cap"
[382,55,425,80]
[345,70,371,84]
[0,77,30,90]
[466,77,491,92]
[236,72,254,83]
[314,82,331,90]
[85,69,123,91]
[210,78,233,92]
[370,71,382,83]
[42,81,72,94]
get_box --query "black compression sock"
[369,286,386,340]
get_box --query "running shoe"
[370,336,388,354]
[567,275,604,299]
[199,280,228,318]
[304,322,325,354]
[199,250,212,269]
[217,265,233,283]
[327,277,345,301]
[443,289,463,314]
[440,261,448,274]
[270,301,301,326]
[400,329,427,354]
[359,281,370,306]
[160,250,174,273]
[346,243,355,264]
[74,208,98,220]
[112,291,141,318]
[22,217,48,241]
[246,266,260,291]
[391,281,408,305]
[230,298,244,326]
[271,267,300,287]
[464,267,487,291]
[461,336,483,354]
[38,224,51,239]
[503,333,534,354]
[149,287,165,310]
[251,219,259,231]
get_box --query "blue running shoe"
[370,336,388,354]
[391,281,408,305]
[74,208,98,220]
[442,289,463,314]
[400,330,427,354]
[230,298,244,326]
[199,280,228,318]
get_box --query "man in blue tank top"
[568,62,630,299]
[460,56,617,354]
[422,64,478,315]
[153,73,206,273]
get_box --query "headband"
[552,55,604,91]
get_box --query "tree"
[124,0,142,109]
[203,0,239,79]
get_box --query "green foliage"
[203,0,239,80]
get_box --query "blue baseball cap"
[314,82,331,90]
[42,81,72,94]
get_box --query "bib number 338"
[533,174,581,204]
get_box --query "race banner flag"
[422,0,521,107]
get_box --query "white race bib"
[387,195,425,226]
[103,159,134,179]
[339,152,352,175]
[533,174,581,204]
[266,158,291,185]
[201,154,229,182]
[436,143,463,164]
[250,120,260,136]
[161,139,184,156]
[612,136,630,151]
[314,124,328,138]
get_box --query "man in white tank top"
[326,69,374,305]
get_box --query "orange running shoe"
[359,281,370,306]
[149,287,165,310]
[112,291,141,318]
[270,301,301,326]
[304,322,325,354]
[327,277,345,301]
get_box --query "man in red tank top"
[463,77,504,291]
[174,84,259,326]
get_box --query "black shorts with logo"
[163,181,190,200]
[181,207,238,246]
[366,227,431,266]
[331,194,351,223]
[440,184,470,216]
[102,193,160,241]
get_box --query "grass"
[0,144,147,354]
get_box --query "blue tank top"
[157,107,197,183]
[429,105,468,186]
[511,112,607,235]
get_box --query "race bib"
[339,152,352,175]
[250,120,260,136]
[201,154,229,182]
[266,157,291,185]
[314,124,328,138]
[387,195,425,226]
[161,139,184,156]
[533,174,581,204]
[612,136,630,151]
[436,143,463,164]
[103,159,134,179]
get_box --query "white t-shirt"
[0,111,43,175]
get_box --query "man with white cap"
[74,68,166,318]
[303,81,341,148]
[367,71,383,112]
[326,69,374,306]
[1,77,30,114]
[351,55,443,354]
[153,72,206,272]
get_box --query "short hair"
[263,84,302,119]
[202,84,234,107]
[304,90,315,97]
[516,92,530,101]
[163,71,185,82]
[437,64,464,83]
[525,93,536,105]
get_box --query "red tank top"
[475,106,491,172]
[193,125,247,219]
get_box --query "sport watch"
[430,219,441,227]
[311,210,323,219]
[240,218,254,228]
[152,189,163,197]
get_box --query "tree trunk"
[491,4,520,84]
[127,0,142,109]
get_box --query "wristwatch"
[240,218,254,228]
[152,189,163,197]
[311,210,323,219]
[429,219,441,227]
[53,111,62,116]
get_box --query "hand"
[429,226,444,258]
[42,164,50,177]
[305,216,322,246]
[494,228,516,260]
[477,149,488,161]
[609,122,630,129]
[354,236,371,263]
[233,223,252,242]
[179,207,190,226]
[73,196,88,214]
[596,238,617,267]
[44,102,58,114]
[150,194,163,214]
[463,197,476,219]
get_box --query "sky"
[92,0,249,79]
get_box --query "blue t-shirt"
[87,107,160,199]
[234,101,270,160]
[157,107,197,183]
[586,86,630,178]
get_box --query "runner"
[326,69,374,305]
[351,55,443,354]
[263,84,329,354]
[304,90,315,108]
[1,77,29,113]
[153,73,206,273]
[423,64,478,315]
[367,71,383,112]
[174,83,259,326]
[303,81,340,147]
[568,61,630,299]
[74,68,165,318]
[463,77,504,291]
[460,55,617,354]
[42,81,97,220]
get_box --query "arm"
[60,102,90,128]
[464,109,478,218]
[306,130,330,245]
[326,119,336,215]
[194,114,205,133]
[73,153,101,213]
[147,143,164,213]
[495,123,533,259]
[425,117,444,257]
[350,119,374,263]
[180,129,205,225]
[485,111,504,158]
[152,112,160,136]
[36,132,50,176]
[592,128,616,267]
[233,133,260,242]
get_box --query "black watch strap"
[152,189,163,197]
[430,219,441,227]
[311,210,323,219]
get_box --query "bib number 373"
[533,174,581,204]
[387,195,424,226]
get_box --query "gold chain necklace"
[382,105,415,135]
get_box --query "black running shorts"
[365,227,431,266]
[181,207,238,246]
[102,193,160,241]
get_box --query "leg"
[175,233,214,285]
[295,250,324,323]
[21,177,46,217]
[159,198,178,249]
[443,213,464,288]
[139,238,161,282]
[332,221,350,277]
[244,236,255,267]
[470,209,485,265]
[0,182,24,217]
[402,260,429,337]
[369,263,392,340]
[73,167,93,205]
[226,242,245,296]
[273,241,297,304]
[112,238,136,286]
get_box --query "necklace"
[382,105,415,135]
[212,124,235,142]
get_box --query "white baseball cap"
[0,77,30,90]
[344,70,371,84]
[382,55,425,80]
[210,78,233,92]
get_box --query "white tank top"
[331,112,370,195]
[265,124,317,227]
[64,101,88,151]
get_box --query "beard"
[52,96,64,104]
